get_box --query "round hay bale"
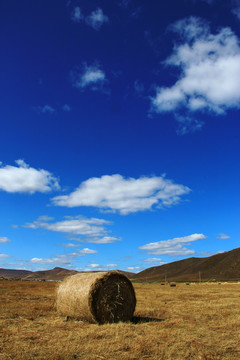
[56,271,136,324]
[170,282,176,287]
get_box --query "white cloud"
[37,215,55,222]
[105,264,117,268]
[0,254,10,260]
[63,235,121,245]
[0,160,60,194]
[71,64,106,91]
[216,233,230,239]
[85,263,118,271]
[71,7,83,22]
[88,236,121,244]
[139,233,207,256]
[52,174,190,215]
[127,266,140,271]
[175,115,204,135]
[30,247,97,266]
[79,248,98,255]
[24,216,110,238]
[86,8,108,30]
[30,254,75,265]
[232,6,240,20]
[151,17,240,115]
[143,258,166,265]
[39,105,55,114]
[87,263,100,269]
[0,237,10,244]
[60,243,79,248]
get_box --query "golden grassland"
[0,279,240,360]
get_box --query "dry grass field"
[0,279,240,360]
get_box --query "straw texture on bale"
[56,271,136,324]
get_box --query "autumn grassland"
[0,279,240,360]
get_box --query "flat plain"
[0,279,240,360]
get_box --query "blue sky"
[0,0,239,272]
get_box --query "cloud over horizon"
[51,174,191,214]
[0,160,60,194]
[30,247,97,266]
[139,233,207,256]
[216,233,230,239]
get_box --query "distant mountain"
[22,267,79,281]
[4,248,239,283]
[133,247,240,282]
[0,266,135,281]
[0,268,32,279]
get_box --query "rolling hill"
[1,248,240,282]
[133,247,240,282]
[22,267,79,281]
[0,267,134,281]
[0,268,32,279]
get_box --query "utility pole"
[199,271,201,283]
[165,273,167,285]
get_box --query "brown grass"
[56,271,136,324]
[1,279,240,359]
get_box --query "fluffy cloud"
[127,266,140,271]
[143,258,166,265]
[88,236,122,244]
[79,248,98,254]
[139,233,207,256]
[30,254,75,265]
[216,233,230,239]
[24,216,110,238]
[0,253,10,260]
[60,243,80,248]
[30,248,97,266]
[52,174,190,215]
[0,237,10,244]
[71,7,83,22]
[71,64,106,91]
[0,160,59,193]
[151,17,240,116]
[85,8,108,30]
[85,263,117,271]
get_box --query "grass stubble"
[0,280,240,359]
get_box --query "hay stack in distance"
[56,271,136,324]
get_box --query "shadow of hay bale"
[131,316,163,324]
